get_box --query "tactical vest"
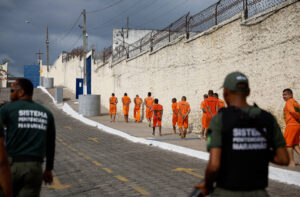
[216,106,274,190]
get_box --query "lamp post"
[25,20,53,88]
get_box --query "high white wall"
[42,1,300,131]
[112,28,153,50]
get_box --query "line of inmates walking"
[109,90,225,139]
[109,88,300,167]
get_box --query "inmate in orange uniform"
[172,102,178,127]
[144,97,154,119]
[152,103,163,127]
[284,98,300,147]
[177,101,191,129]
[200,101,208,129]
[109,96,118,114]
[204,97,219,127]
[122,96,131,116]
[134,97,143,122]
[218,99,225,110]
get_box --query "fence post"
[215,0,221,25]
[103,51,105,63]
[168,25,171,42]
[243,0,248,19]
[150,31,154,52]
[140,38,143,52]
[185,13,190,39]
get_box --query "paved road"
[15,89,300,196]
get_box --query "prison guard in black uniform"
[207,106,286,195]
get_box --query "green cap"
[223,71,249,91]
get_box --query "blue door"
[76,78,84,99]
[24,65,40,88]
[86,56,91,94]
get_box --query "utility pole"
[46,24,50,76]
[82,9,87,95]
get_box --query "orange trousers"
[123,105,129,116]
[146,108,153,119]
[202,114,208,129]
[284,125,300,147]
[172,114,178,127]
[134,107,141,122]
[178,116,188,129]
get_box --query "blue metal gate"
[76,78,84,99]
[86,56,91,94]
[24,65,40,88]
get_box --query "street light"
[25,20,53,87]
[25,20,49,75]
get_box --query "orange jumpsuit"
[172,102,178,127]
[109,96,117,115]
[152,103,163,127]
[218,99,225,110]
[204,97,219,128]
[134,97,142,122]
[283,98,300,147]
[177,101,191,129]
[122,96,131,116]
[200,101,208,129]
[144,96,154,120]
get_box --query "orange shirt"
[177,101,191,117]
[200,101,207,115]
[152,104,163,118]
[122,96,131,105]
[109,96,117,105]
[204,97,219,118]
[172,102,178,116]
[218,99,225,109]
[134,97,142,107]
[144,97,154,108]
[284,98,300,126]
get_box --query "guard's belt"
[13,155,43,162]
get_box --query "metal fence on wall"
[100,0,287,63]
[246,0,286,18]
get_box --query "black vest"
[216,106,274,190]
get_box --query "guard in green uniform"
[194,72,289,197]
[0,78,55,197]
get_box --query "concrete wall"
[40,54,83,93]
[42,0,300,130]
[112,28,153,50]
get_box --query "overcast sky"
[0,0,217,77]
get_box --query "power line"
[135,0,192,29]
[68,33,83,51]
[120,0,159,25]
[96,0,159,30]
[87,0,124,14]
[89,0,145,30]
[53,13,82,43]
